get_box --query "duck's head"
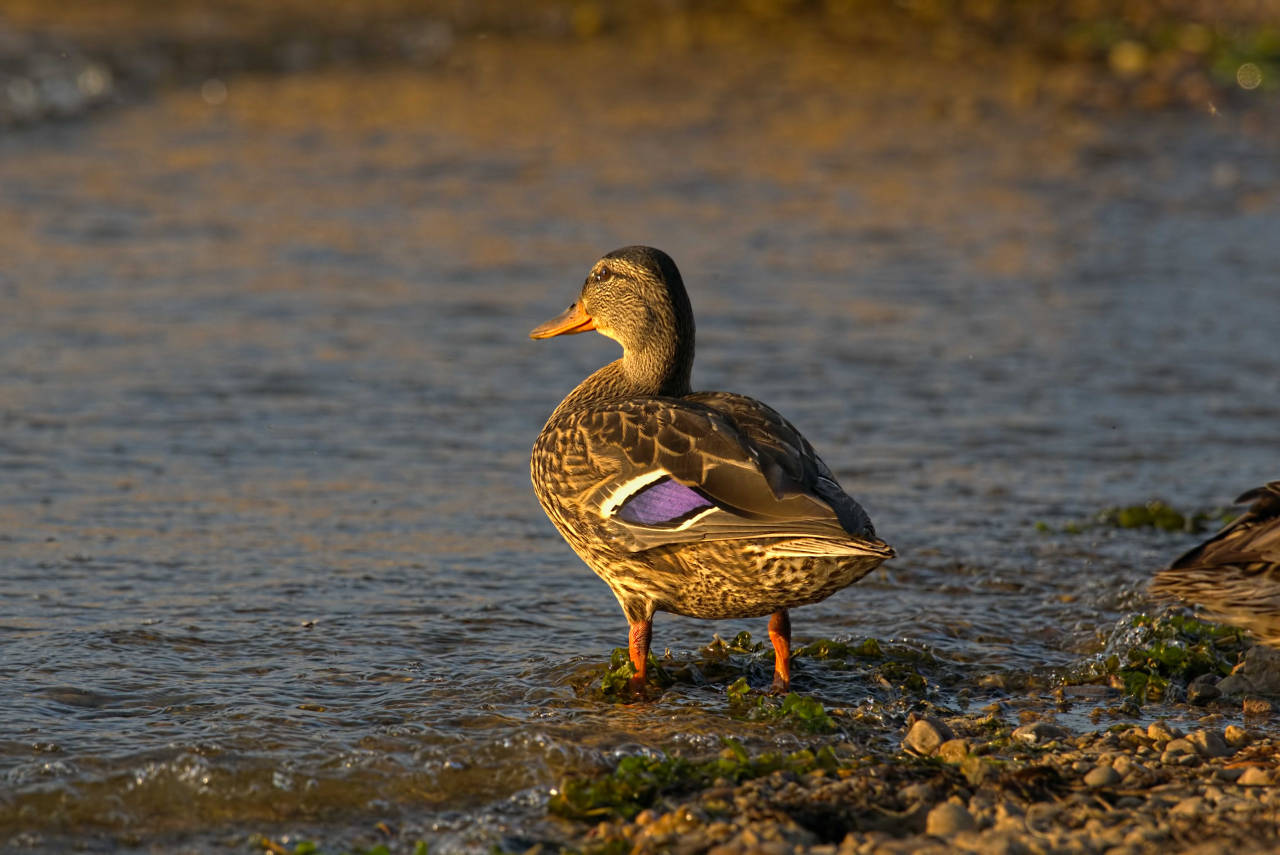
[531,246,695,394]
[531,246,693,347]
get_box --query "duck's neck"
[549,335,694,421]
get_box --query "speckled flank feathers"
[1152,481,1280,645]
[529,246,893,693]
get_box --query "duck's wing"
[1165,482,1280,574]
[687,391,879,540]
[548,397,892,556]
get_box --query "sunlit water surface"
[1,42,1278,853]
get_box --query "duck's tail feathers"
[762,536,895,560]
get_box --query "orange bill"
[530,300,596,339]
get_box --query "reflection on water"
[1,38,1278,852]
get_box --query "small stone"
[903,715,955,757]
[1223,725,1252,747]
[1237,767,1272,786]
[926,801,976,835]
[1011,721,1071,744]
[1083,764,1121,788]
[1186,729,1232,758]
[1111,755,1134,777]
[1187,673,1221,705]
[1215,766,1245,782]
[1170,796,1204,817]
[635,809,657,826]
[937,738,971,764]
[1147,721,1179,742]
[1243,697,1273,716]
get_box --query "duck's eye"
[592,266,610,283]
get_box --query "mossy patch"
[578,632,943,708]
[548,739,841,821]
[1039,501,1233,535]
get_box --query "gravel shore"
[564,709,1279,854]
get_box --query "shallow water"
[1,39,1279,852]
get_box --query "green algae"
[1039,501,1233,535]
[548,739,841,821]
[1066,612,1245,703]
[249,837,427,855]
[596,647,673,698]
[795,637,884,661]
[724,677,836,733]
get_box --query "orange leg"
[628,619,652,693]
[768,609,792,694]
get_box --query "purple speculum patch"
[616,476,715,526]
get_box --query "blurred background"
[1,1,1278,853]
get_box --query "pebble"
[1223,725,1252,747]
[1170,795,1204,817]
[903,715,955,757]
[1186,729,1232,758]
[1237,767,1272,786]
[1160,739,1201,766]
[1011,721,1071,745]
[926,801,976,835]
[937,738,971,764]
[1083,764,1121,788]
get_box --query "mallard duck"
[1151,481,1280,645]
[529,246,894,694]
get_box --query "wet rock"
[937,738,971,764]
[903,715,955,757]
[1083,764,1121,788]
[1242,697,1273,716]
[1187,673,1221,705]
[1223,725,1253,747]
[1186,729,1231,758]
[1217,645,1280,696]
[1011,722,1071,745]
[1147,721,1180,743]
[926,801,975,835]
